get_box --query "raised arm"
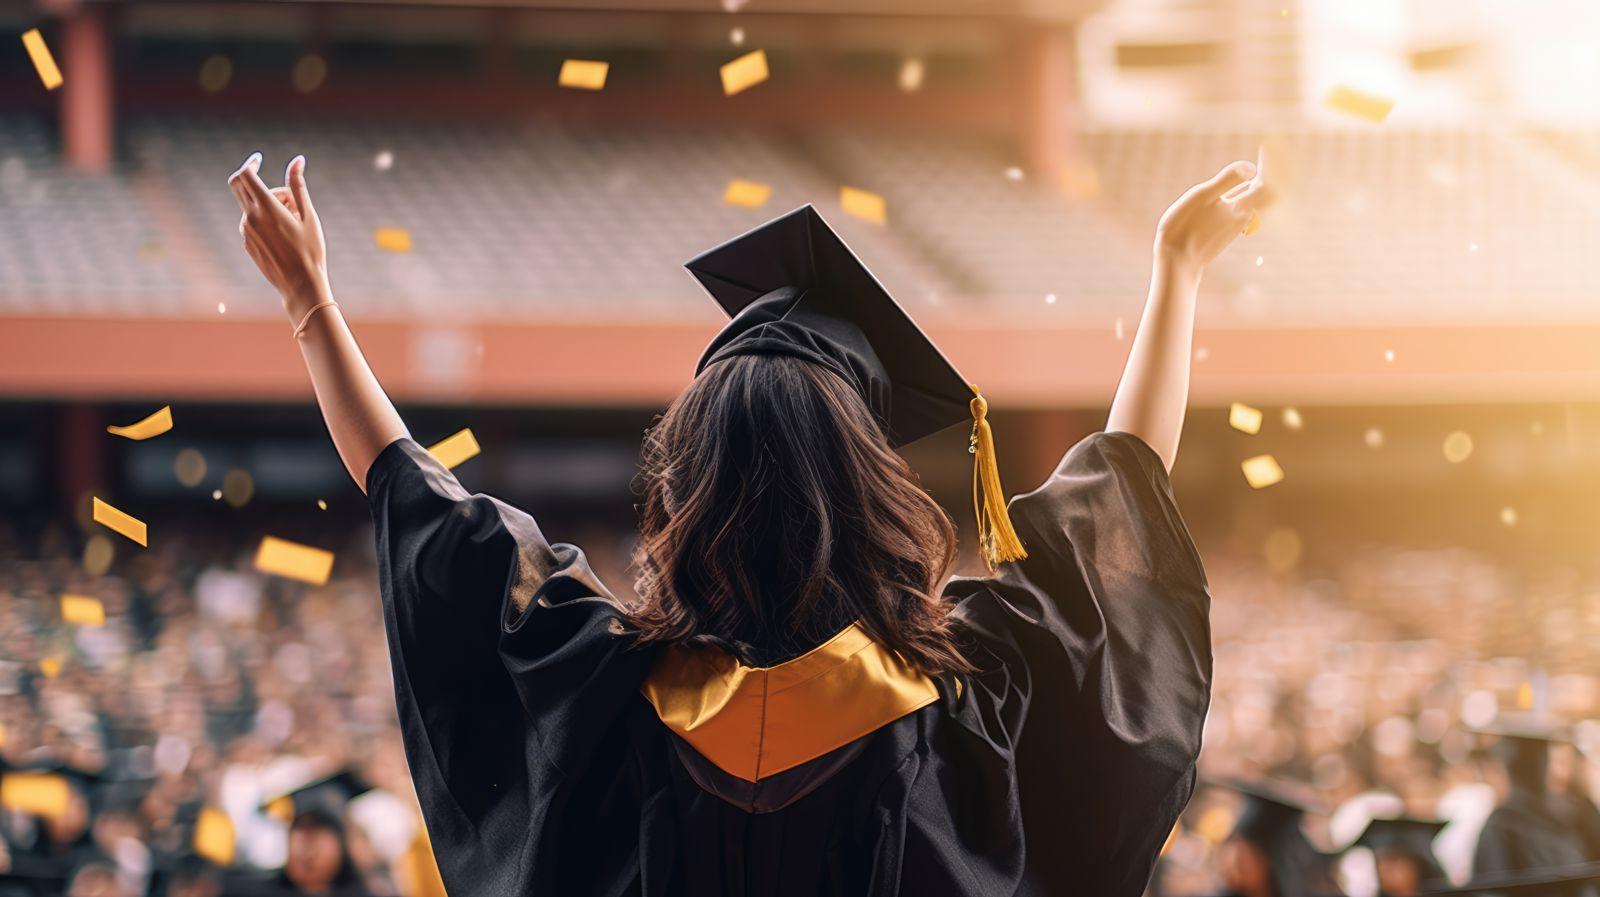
[1107,148,1269,471]
[228,153,408,490]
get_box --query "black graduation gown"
[1472,788,1600,897]
[366,430,1212,897]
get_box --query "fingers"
[270,186,299,219]
[1196,160,1257,203]
[286,155,318,228]
[226,152,262,213]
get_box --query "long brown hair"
[627,354,969,674]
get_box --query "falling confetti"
[21,29,62,91]
[1044,293,1057,305]
[37,657,62,679]
[1364,428,1385,448]
[1500,506,1518,527]
[1384,349,1395,362]
[60,594,106,627]
[92,498,147,547]
[730,27,745,46]
[1282,407,1304,430]
[1243,212,1261,237]
[1254,255,1264,267]
[254,536,335,586]
[721,50,769,96]
[723,179,773,208]
[193,807,237,866]
[0,770,69,818]
[212,489,223,501]
[373,150,394,171]
[107,406,173,440]
[1005,166,1024,182]
[1443,430,1474,463]
[374,228,412,253]
[427,428,481,470]
[1114,317,1125,340]
[558,59,609,91]
[1229,403,1263,435]
[217,302,227,314]
[316,499,328,511]
[1240,454,1285,489]
[839,186,887,225]
[1324,84,1395,123]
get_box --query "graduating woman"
[226,146,1269,896]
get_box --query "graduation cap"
[687,205,1026,569]
[1469,712,1572,744]
[261,770,373,827]
[1352,816,1448,879]
[0,763,101,819]
[1215,778,1322,846]
[1210,779,1339,897]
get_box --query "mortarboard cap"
[260,770,373,826]
[1214,778,1322,845]
[1353,815,1447,853]
[686,205,1026,569]
[1469,711,1572,744]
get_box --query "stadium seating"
[4,115,1600,324]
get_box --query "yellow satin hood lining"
[640,623,939,783]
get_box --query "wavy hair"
[627,354,968,674]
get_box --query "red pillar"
[61,5,114,174]
[1018,24,1082,186]
[59,404,105,512]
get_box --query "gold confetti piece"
[723,179,773,208]
[839,186,887,225]
[38,657,62,678]
[1364,427,1385,448]
[1324,84,1394,123]
[316,499,328,511]
[1282,407,1303,430]
[1443,430,1474,463]
[21,29,63,91]
[558,59,609,91]
[60,594,105,628]
[427,428,481,470]
[1500,506,1518,527]
[266,795,294,825]
[1240,454,1285,489]
[193,806,237,866]
[0,771,69,818]
[1229,402,1263,435]
[1242,211,1261,236]
[93,497,147,547]
[374,228,412,253]
[106,406,173,441]
[898,57,924,92]
[1516,681,1534,710]
[254,536,335,586]
[720,49,769,96]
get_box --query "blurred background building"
[0,0,1597,893]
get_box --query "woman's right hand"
[1154,145,1270,274]
[227,152,331,318]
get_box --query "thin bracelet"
[292,300,338,339]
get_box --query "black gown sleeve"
[365,438,651,893]
[943,430,1212,896]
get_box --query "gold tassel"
[968,387,1027,570]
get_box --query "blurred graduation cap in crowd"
[261,769,374,827]
[0,762,103,819]
[1209,778,1340,897]
[1352,816,1449,881]
[1469,711,1572,744]
[686,204,1026,569]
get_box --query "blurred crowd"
[0,512,1595,896]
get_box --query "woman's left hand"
[227,152,330,319]
[1154,145,1271,274]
